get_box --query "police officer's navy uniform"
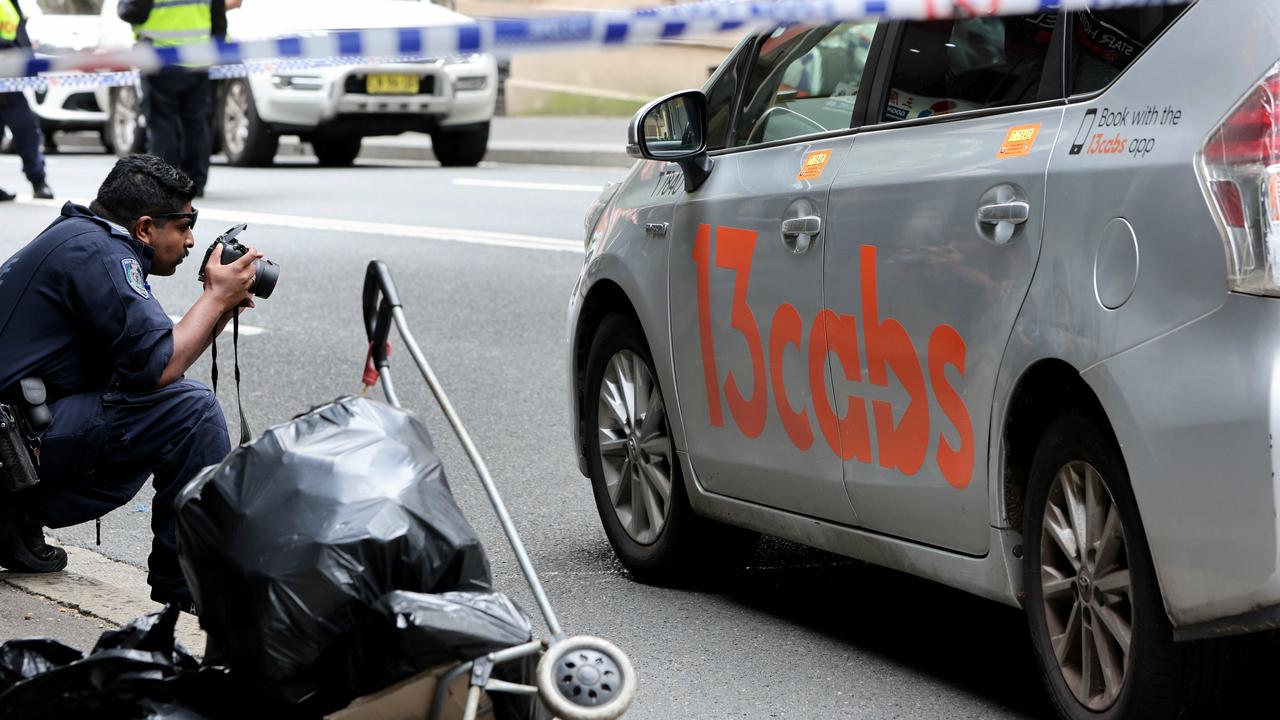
[0,0,51,201]
[117,0,228,196]
[0,202,229,603]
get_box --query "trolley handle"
[362,260,402,369]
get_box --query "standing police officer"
[0,155,261,608]
[117,0,229,197]
[0,0,53,202]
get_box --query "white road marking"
[451,178,604,193]
[168,314,267,336]
[14,197,584,254]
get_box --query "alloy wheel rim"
[223,83,250,157]
[596,350,673,545]
[1040,460,1134,711]
[112,88,137,151]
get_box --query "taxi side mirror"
[627,89,714,192]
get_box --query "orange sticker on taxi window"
[798,150,833,180]
[998,124,1041,159]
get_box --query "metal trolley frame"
[362,260,636,720]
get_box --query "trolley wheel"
[536,636,636,720]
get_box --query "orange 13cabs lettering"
[691,224,975,489]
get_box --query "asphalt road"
[0,149,1060,719]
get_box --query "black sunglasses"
[150,209,199,229]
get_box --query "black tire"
[430,122,489,167]
[108,85,148,157]
[220,79,278,167]
[98,125,114,154]
[1024,415,1222,720]
[312,136,362,167]
[584,314,758,585]
[41,125,57,154]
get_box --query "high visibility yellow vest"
[134,0,212,48]
[0,0,20,43]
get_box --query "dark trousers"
[0,92,45,186]
[19,379,230,603]
[141,73,211,192]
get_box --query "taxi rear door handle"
[781,216,821,254]
[977,201,1030,225]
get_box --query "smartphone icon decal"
[1070,109,1098,155]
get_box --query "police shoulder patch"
[121,257,149,299]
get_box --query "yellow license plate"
[366,74,419,95]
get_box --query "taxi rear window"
[1069,6,1188,95]
[881,14,1059,122]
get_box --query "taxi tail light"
[1199,61,1280,296]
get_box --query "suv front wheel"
[1024,415,1222,720]
[430,122,489,167]
[584,314,758,585]
[220,79,278,167]
[312,136,362,167]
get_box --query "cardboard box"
[327,665,495,720]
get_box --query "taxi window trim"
[862,14,1068,132]
[1062,2,1195,103]
[708,20,891,159]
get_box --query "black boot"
[31,181,53,200]
[0,188,14,202]
[0,503,68,573]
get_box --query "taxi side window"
[881,14,1058,122]
[733,22,877,148]
[1069,7,1186,95]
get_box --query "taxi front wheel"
[584,314,757,585]
[1024,415,1222,720]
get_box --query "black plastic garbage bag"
[356,590,533,691]
[0,605,234,720]
[175,396,493,710]
[0,638,83,694]
[356,590,547,720]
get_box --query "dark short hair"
[90,154,195,230]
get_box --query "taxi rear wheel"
[584,314,757,585]
[1024,415,1221,720]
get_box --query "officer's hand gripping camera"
[197,223,280,299]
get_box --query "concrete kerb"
[0,541,206,656]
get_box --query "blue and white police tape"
[0,0,1189,94]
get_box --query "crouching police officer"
[0,154,261,608]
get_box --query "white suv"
[20,0,108,152]
[97,0,498,167]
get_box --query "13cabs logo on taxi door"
[692,224,974,489]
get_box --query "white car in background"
[20,0,109,152]
[97,0,498,166]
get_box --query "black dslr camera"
[197,224,280,299]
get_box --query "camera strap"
[210,313,252,445]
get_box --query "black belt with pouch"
[0,378,50,494]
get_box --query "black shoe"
[31,181,53,200]
[0,504,68,573]
[0,188,14,202]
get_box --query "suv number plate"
[367,74,419,95]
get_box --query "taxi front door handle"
[781,216,821,255]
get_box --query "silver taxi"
[568,2,1280,718]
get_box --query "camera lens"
[252,260,280,299]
